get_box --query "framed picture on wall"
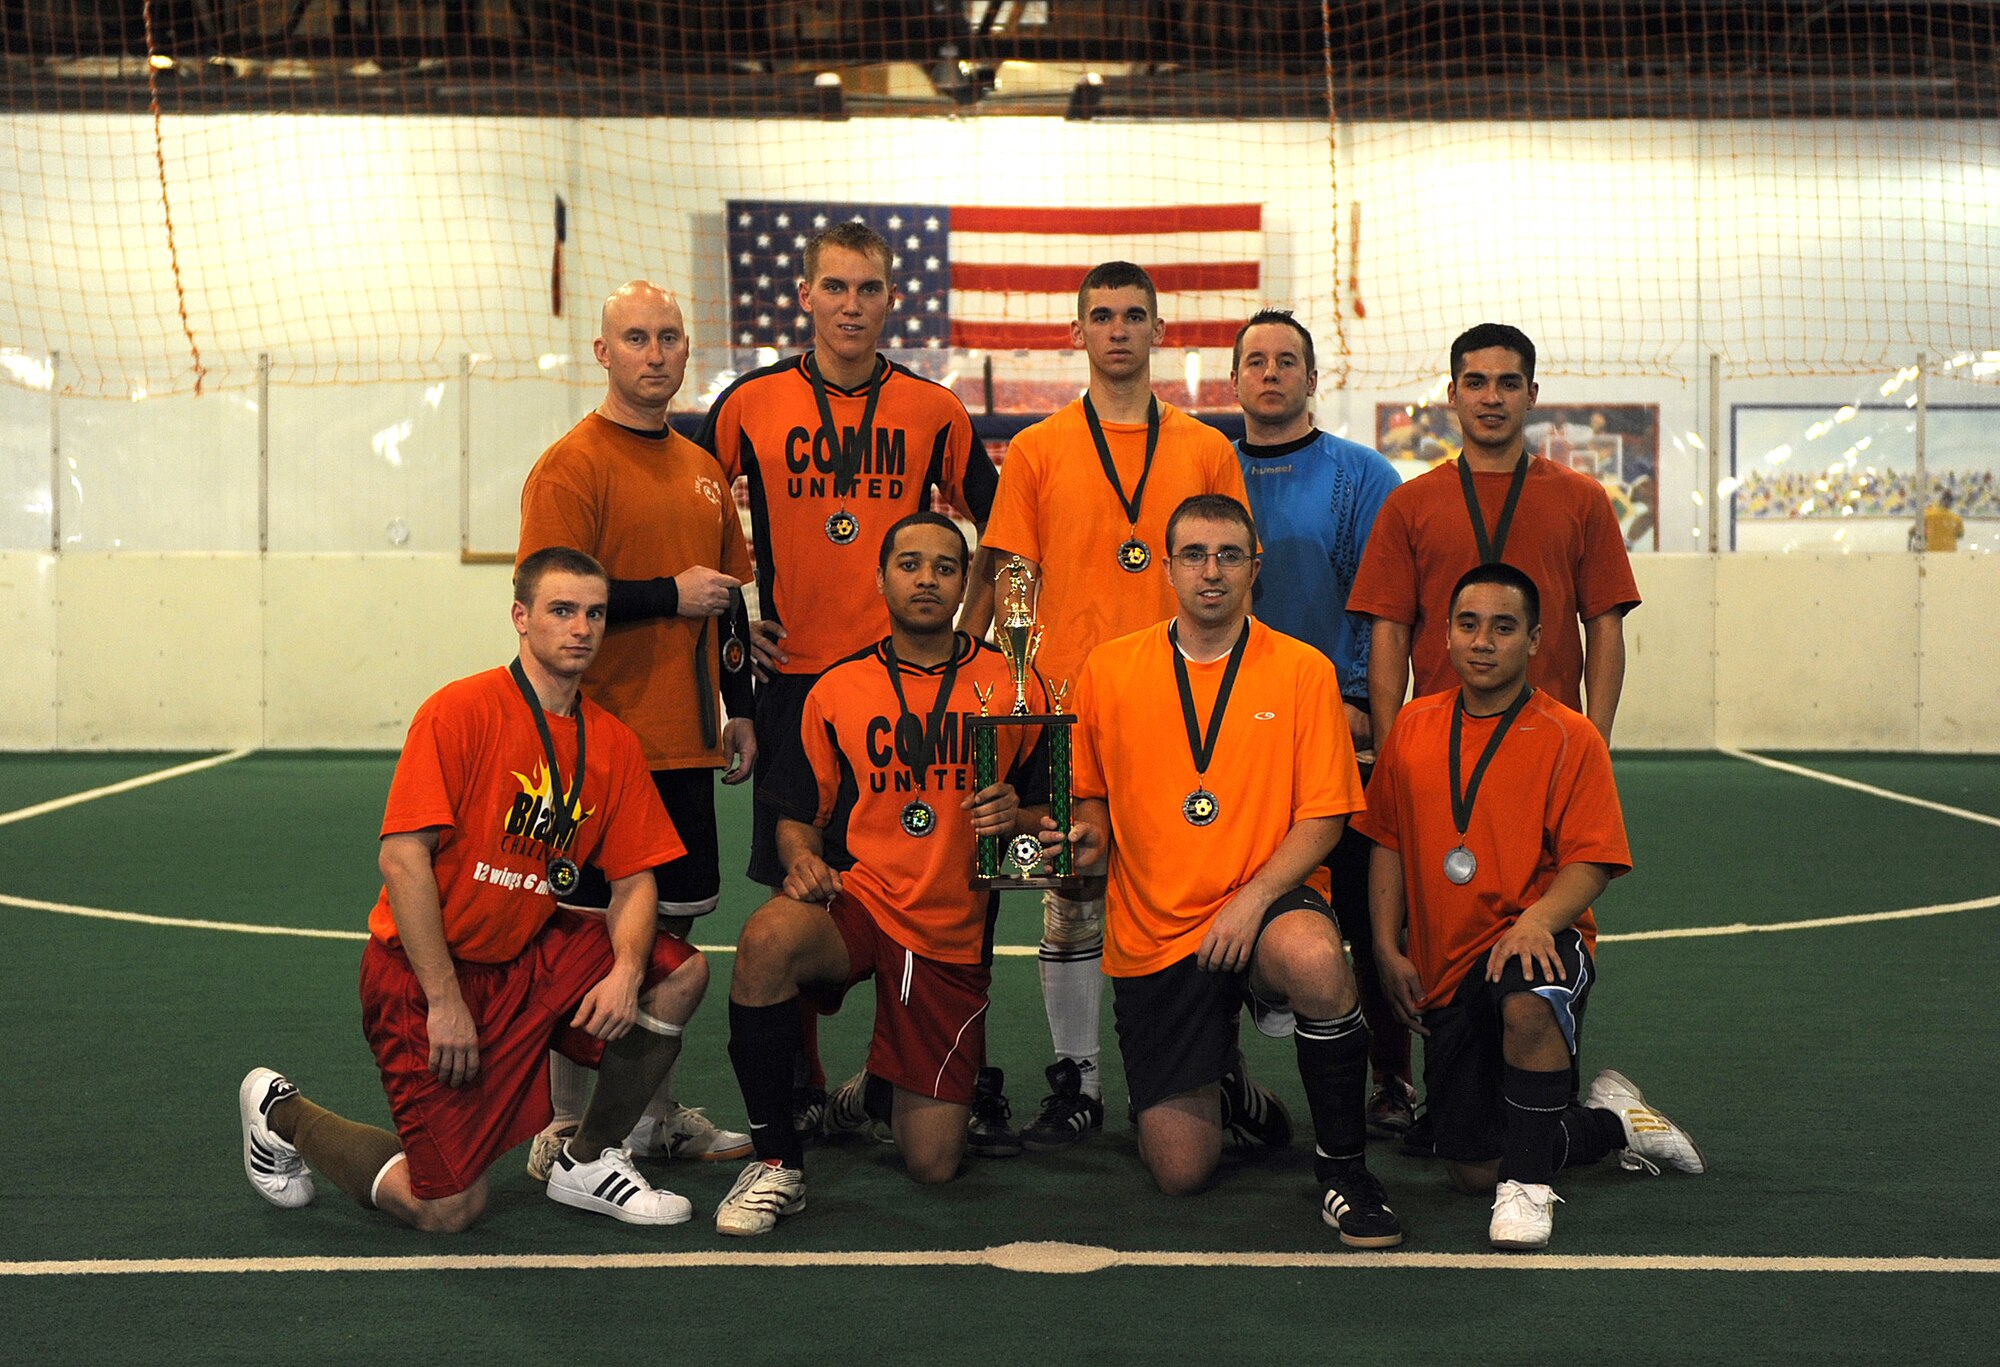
[1375,401,1661,552]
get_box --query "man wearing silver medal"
[1358,563,1706,1251]
[1051,494,1402,1246]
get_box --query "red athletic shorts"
[804,892,991,1105]
[359,907,695,1199]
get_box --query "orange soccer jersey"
[697,356,997,676]
[1347,456,1640,710]
[518,413,753,771]
[1352,686,1632,1009]
[982,398,1249,694]
[366,668,685,965]
[762,635,1046,966]
[1071,619,1365,977]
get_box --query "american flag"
[726,201,1262,352]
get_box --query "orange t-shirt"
[1071,618,1365,977]
[762,636,1047,965]
[366,667,685,964]
[1347,456,1640,710]
[696,355,996,676]
[1352,686,1631,1008]
[982,398,1250,694]
[518,413,752,771]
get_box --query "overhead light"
[148,54,176,72]
[1066,71,1104,121]
[814,71,847,121]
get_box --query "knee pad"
[1041,891,1104,953]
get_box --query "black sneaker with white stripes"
[546,1143,693,1225]
[1319,1159,1404,1248]
[966,1066,1024,1157]
[238,1067,315,1209]
[1219,1063,1293,1152]
[1020,1058,1105,1151]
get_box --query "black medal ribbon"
[508,658,586,890]
[1448,684,1534,841]
[1457,451,1531,566]
[882,632,965,788]
[1169,618,1251,784]
[1082,392,1160,545]
[805,353,888,505]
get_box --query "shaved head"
[594,279,689,425]
[600,279,681,340]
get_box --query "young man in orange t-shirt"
[713,514,1048,1236]
[982,262,1251,1149]
[517,281,754,1176]
[1052,494,1402,1246]
[1357,562,1705,1250]
[237,549,708,1233]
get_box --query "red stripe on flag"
[951,321,1245,351]
[951,262,1260,293]
[948,205,1262,235]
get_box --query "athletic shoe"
[627,1104,754,1163]
[546,1143,693,1225]
[823,1072,893,1143]
[714,1158,807,1237]
[525,1120,577,1182]
[1319,1161,1404,1248]
[792,1084,828,1140]
[966,1066,1023,1158]
[1365,1077,1417,1140]
[1586,1069,1707,1175]
[1020,1059,1105,1151]
[1489,1179,1562,1250]
[1219,1063,1293,1152]
[1401,1106,1436,1158]
[239,1068,315,1209]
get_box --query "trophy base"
[973,874,1083,892]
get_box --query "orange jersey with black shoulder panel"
[1070,618,1364,977]
[1352,686,1631,1009]
[367,667,685,964]
[762,635,1047,965]
[696,356,997,676]
[518,413,753,771]
[981,398,1250,694]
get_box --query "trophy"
[970,557,1076,890]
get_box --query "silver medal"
[1443,846,1477,885]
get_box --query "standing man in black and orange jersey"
[981,262,1250,1148]
[714,513,1048,1236]
[697,222,1002,1131]
[1049,494,1401,1245]
[516,280,756,1178]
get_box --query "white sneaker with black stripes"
[239,1067,315,1209]
[714,1159,807,1237]
[546,1143,693,1225]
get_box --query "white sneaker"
[714,1159,807,1237]
[239,1068,314,1209]
[627,1104,754,1163]
[525,1120,577,1183]
[823,1072,892,1144]
[1489,1180,1561,1249]
[546,1143,693,1225]
[1586,1069,1707,1175]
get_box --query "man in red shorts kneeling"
[236,547,711,1233]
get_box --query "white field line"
[3,1244,1997,1278]
[1719,747,2000,831]
[0,748,254,828]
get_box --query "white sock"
[548,1050,589,1130]
[1039,949,1105,1100]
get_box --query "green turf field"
[2,750,1996,1365]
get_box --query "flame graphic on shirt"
[507,760,595,851]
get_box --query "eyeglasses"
[1171,547,1256,570]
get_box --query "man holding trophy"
[714,513,1052,1236]
[1048,494,1405,1245]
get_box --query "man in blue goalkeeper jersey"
[1230,309,1415,1140]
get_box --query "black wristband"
[606,576,679,626]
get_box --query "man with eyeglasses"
[1045,493,1403,1245]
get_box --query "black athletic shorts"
[564,766,721,918]
[1112,886,1335,1114]
[747,670,849,888]
[1420,927,1596,1164]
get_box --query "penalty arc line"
[0,748,254,828]
[1719,747,2000,831]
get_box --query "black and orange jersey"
[762,634,1048,964]
[696,355,998,676]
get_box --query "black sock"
[729,998,805,1169]
[1295,1005,1370,1176]
[1501,1064,1571,1185]
[1557,1103,1629,1170]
